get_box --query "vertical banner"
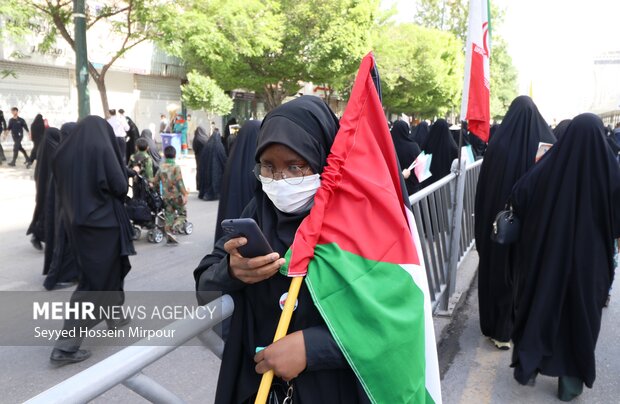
[461,0,491,142]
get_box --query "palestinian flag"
[281,53,441,403]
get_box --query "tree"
[166,0,378,111]
[4,0,174,115]
[414,0,516,119]
[181,71,233,116]
[489,39,518,120]
[372,23,464,118]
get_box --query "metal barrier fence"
[25,295,234,404]
[27,159,483,403]
[409,158,482,312]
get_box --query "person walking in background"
[192,126,210,200]
[474,96,556,350]
[151,146,188,244]
[213,120,260,241]
[7,107,30,166]
[420,118,458,189]
[509,114,620,401]
[119,109,140,164]
[43,123,80,291]
[0,109,7,165]
[222,117,237,155]
[28,114,46,168]
[390,119,421,195]
[51,115,135,364]
[197,126,226,201]
[107,109,129,158]
[187,114,196,149]
[172,113,189,157]
[159,114,169,134]
[139,129,161,173]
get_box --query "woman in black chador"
[192,126,210,199]
[28,113,46,167]
[197,127,227,201]
[390,120,421,195]
[509,114,620,401]
[411,120,430,149]
[474,96,556,349]
[420,118,458,188]
[214,120,261,241]
[139,129,161,172]
[39,125,79,290]
[50,116,135,364]
[194,96,370,403]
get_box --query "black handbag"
[490,204,520,244]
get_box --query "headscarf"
[31,114,46,144]
[552,119,572,141]
[412,121,430,149]
[139,129,161,168]
[196,95,348,403]
[53,115,135,256]
[60,122,77,141]
[473,95,556,343]
[222,117,237,155]
[420,118,458,188]
[390,120,421,195]
[198,129,227,200]
[27,127,62,240]
[509,113,620,387]
[214,120,261,241]
[192,126,210,157]
[125,116,141,163]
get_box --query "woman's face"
[258,143,315,182]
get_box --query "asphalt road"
[0,161,221,403]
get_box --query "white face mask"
[260,174,321,213]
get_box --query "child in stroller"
[125,173,168,243]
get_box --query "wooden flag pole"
[254,276,305,404]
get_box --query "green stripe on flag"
[302,243,434,403]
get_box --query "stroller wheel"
[183,222,193,235]
[153,228,164,244]
[132,226,141,241]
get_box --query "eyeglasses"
[253,163,312,185]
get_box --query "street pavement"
[440,276,620,403]
[2,154,619,403]
[0,157,221,403]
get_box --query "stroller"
[125,174,167,243]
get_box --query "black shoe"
[50,348,91,364]
[8,161,15,167]
[30,236,43,251]
[26,161,32,169]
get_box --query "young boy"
[151,146,188,244]
[129,138,154,180]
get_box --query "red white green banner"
[461,0,491,142]
[281,53,441,403]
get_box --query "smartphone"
[220,218,274,258]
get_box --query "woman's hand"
[224,237,285,284]
[254,331,307,382]
[402,168,411,179]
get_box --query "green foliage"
[373,23,464,118]
[181,71,233,115]
[490,39,518,120]
[164,0,378,110]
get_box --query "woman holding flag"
[194,96,369,403]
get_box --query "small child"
[151,146,188,244]
[129,138,154,181]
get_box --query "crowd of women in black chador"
[48,116,135,364]
[195,97,371,403]
[193,123,228,202]
[474,95,620,401]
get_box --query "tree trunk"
[94,75,110,118]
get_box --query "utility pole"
[74,0,90,119]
